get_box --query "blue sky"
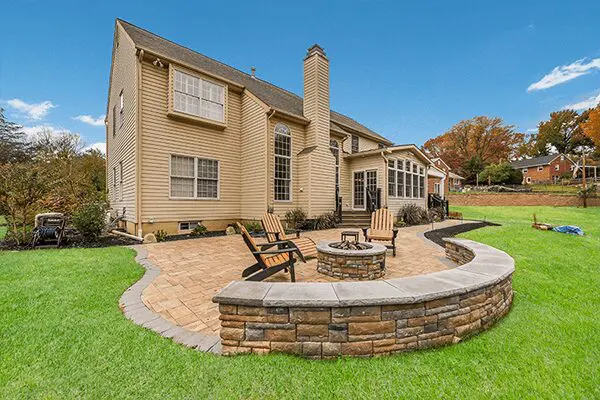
[1,0,600,152]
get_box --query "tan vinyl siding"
[341,133,380,154]
[240,92,268,219]
[107,23,138,226]
[139,60,242,230]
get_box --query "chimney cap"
[306,44,327,59]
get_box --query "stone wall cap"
[212,238,515,307]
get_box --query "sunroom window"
[173,70,225,123]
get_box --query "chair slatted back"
[261,213,286,242]
[237,222,265,264]
[371,208,394,231]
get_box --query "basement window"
[179,221,200,232]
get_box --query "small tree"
[478,163,522,185]
[0,163,49,244]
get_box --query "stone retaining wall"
[448,193,600,207]
[213,238,515,358]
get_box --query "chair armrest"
[252,248,296,256]
[256,240,292,248]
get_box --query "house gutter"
[136,49,144,237]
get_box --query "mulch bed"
[0,234,139,251]
[424,221,500,247]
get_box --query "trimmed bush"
[71,202,107,241]
[191,224,208,236]
[154,229,168,242]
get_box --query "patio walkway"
[141,220,465,336]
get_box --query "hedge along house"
[106,19,433,236]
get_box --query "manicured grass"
[531,184,579,194]
[1,207,599,399]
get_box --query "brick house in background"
[427,157,464,197]
[509,154,576,184]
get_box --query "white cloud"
[527,58,600,92]
[84,142,106,154]
[21,124,71,138]
[6,98,56,120]
[73,114,106,127]
[563,92,600,111]
[526,128,538,134]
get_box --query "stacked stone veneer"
[213,238,515,358]
[316,241,387,280]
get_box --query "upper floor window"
[112,105,117,136]
[170,155,219,199]
[378,143,386,149]
[554,164,560,171]
[173,70,225,123]
[351,135,359,153]
[537,166,544,172]
[119,90,124,127]
[274,123,291,201]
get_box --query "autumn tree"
[534,110,593,155]
[423,116,524,182]
[581,106,600,149]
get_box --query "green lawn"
[1,207,599,399]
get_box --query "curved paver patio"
[141,220,466,336]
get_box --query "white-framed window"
[179,221,200,232]
[169,155,219,199]
[526,176,532,184]
[113,166,118,200]
[388,159,406,198]
[402,160,425,199]
[537,166,544,171]
[173,70,225,123]
[351,135,359,153]
[119,90,124,127]
[570,165,575,171]
[554,164,560,171]
[112,105,117,136]
[560,155,565,161]
[434,182,441,195]
[274,123,291,201]
[330,139,340,189]
[119,161,123,201]
[419,167,425,198]
[523,168,528,173]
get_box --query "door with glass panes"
[353,170,377,209]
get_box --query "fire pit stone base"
[317,240,387,280]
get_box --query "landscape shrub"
[397,204,431,226]
[478,163,522,185]
[313,212,338,230]
[428,206,446,222]
[284,208,307,229]
[191,223,208,235]
[71,202,107,241]
[154,229,168,242]
[243,220,262,234]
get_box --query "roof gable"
[509,154,570,169]
[117,19,393,145]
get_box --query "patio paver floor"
[141,220,464,336]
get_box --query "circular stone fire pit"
[317,240,387,280]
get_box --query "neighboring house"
[427,157,464,197]
[509,154,576,184]
[106,20,433,236]
[448,172,465,191]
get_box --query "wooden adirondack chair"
[362,208,398,256]
[261,212,318,259]
[237,222,305,282]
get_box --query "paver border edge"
[119,245,221,354]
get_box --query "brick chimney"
[303,44,330,148]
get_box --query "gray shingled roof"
[118,19,392,145]
[509,154,561,169]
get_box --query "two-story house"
[510,154,576,184]
[106,20,432,236]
